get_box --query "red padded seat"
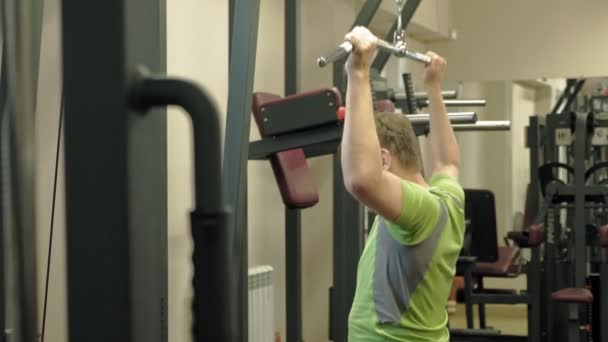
[473,246,520,277]
[600,225,608,248]
[252,93,319,209]
[551,288,594,304]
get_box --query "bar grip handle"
[317,42,353,67]
[318,39,430,67]
[404,50,431,64]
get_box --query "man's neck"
[395,169,429,188]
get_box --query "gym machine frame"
[0,0,44,341]
[524,80,608,342]
[63,1,234,341]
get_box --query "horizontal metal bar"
[419,99,486,107]
[394,90,459,100]
[453,120,511,131]
[249,112,479,160]
[469,293,529,304]
[407,112,478,125]
[403,49,431,64]
[318,39,429,68]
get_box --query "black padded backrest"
[462,189,499,262]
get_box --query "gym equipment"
[453,121,511,131]
[255,88,342,136]
[509,78,608,342]
[452,190,528,338]
[0,0,44,341]
[61,0,239,341]
[318,0,431,68]
[252,92,319,208]
[372,72,485,114]
[317,38,431,67]
[248,112,480,160]
[131,69,232,341]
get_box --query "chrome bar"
[422,99,486,107]
[407,112,478,125]
[453,120,511,131]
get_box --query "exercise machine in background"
[452,79,608,342]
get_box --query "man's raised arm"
[425,52,460,179]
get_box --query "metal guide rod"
[421,99,486,107]
[317,40,430,68]
[410,90,458,100]
[452,120,511,131]
[407,112,477,125]
[394,90,460,100]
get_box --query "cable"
[40,94,63,342]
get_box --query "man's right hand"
[423,51,447,87]
[344,26,378,76]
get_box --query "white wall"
[428,0,608,81]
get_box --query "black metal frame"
[0,0,44,340]
[284,0,303,341]
[62,1,169,341]
[526,116,543,342]
[224,1,262,341]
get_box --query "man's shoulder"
[428,173,464,207]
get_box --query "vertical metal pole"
[229,0,235,62]
[331,155,365,342]
[1,0,43,340]
[0,39,9,342]
[125,0,168,341]
[62,1,131,341]
[574,115,587,342]
[574,116,586,288]
[601,249,608,342]
[527,117,542,342]
[285,0,299,96]
[62,0,167,341]
[284,0,302,341]
[285,209,302,342]
[224,1,261,340]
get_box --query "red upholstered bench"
[507,223,545,248]
[600,224,608,248]
[252,92,322,209]
[551,288,594,304]
[473,246,521,277]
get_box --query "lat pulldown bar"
[317,38,431,68]
[453,120,511,131]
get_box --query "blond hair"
[374,111,421,172]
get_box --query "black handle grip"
[190,209,235,341]
[317,42,353,67]
[129,66,234,342]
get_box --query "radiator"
[248,265,275,342]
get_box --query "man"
[341,26,465,341]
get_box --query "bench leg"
[464,266,474,329]
[477,277,487,329]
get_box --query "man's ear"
[380,148,391,170]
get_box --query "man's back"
[348,173,465,342]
